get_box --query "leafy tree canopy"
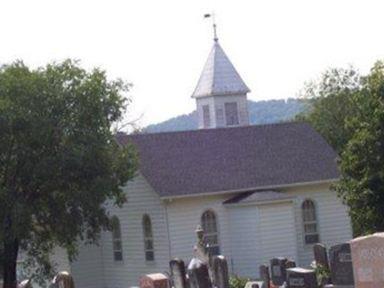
[0,60,137,287]
[297,66,362,153]
[298,61,384,236]
[336,61,384,236]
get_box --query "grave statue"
[194,225,209,264]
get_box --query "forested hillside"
[145,98,307,133]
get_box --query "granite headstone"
[329,242,354,286]
[286,268,317,288]
[351,232,384,288]
[270,257,288,286]
[170,258,187,288]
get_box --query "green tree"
[336,61,384,236]
[297,66,362,153]
[0,60,137,288]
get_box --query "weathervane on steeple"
[204,13,218,42]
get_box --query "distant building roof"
[191,41,250,98]
[117,122,339,198]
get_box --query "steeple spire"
[192,19,251,129]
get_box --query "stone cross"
[259,265,270,288]
[350,232,384,287]
[329,242,354,286]
[187,257,212,288]
[211,255,229,288]
[139,273,170,288]
[170,258,188,288]
[286,267,317,288]
[270,257,288,286]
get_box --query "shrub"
[229,275,250,288]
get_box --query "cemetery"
[31,229,384,288]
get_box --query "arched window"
[111,216,123,261]
[201,210,220,255]
[302,199,319,244]
[142,214,155,261]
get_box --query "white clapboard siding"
[258,202,298,265]
[284,183,353,267]
[228,205,260,277]
[165,194,236,270]
[70,242,105,288]
[228,201,297,278]
[52,247,71,273]
[98,174,170,288]
[72,179,352,285]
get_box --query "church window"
[111,216,123,261]
[216,107,224,126]
[203,105,210,128]
[224,102,239,126]
[302,199,319,244]
[142,214,155,261]
[201,210,220,255]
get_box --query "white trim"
[160,178,339,201]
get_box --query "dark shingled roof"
[117,122,339,198]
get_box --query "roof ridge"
[125,121,309,138]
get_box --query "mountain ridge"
[145,98,306,133]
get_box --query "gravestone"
[52,271,75,288]
[187,257,212,288]
[211,255,229,288]
[286,268,317,288]
[313,243,331,285]
[259,265,270,288]
[285,260,296,269]
[244,282,260,288]
[270,257,288,286]
[313,243,329,269]
[170,258,187,288]
[329,242,354,286]
[139,273,169,288]
[350,232,384,288]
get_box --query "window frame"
[202,105,211,128]
[142,214,155,262]
[111,216,123,262]
[224,102,239,126]
[201,209,220,256]
[301,199,320,245]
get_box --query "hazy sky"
[1,0,384,127]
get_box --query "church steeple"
[192,39,250,129]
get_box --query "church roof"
[192,41,250,98]
[117,123,339,198]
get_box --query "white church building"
[66,37,352,287]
